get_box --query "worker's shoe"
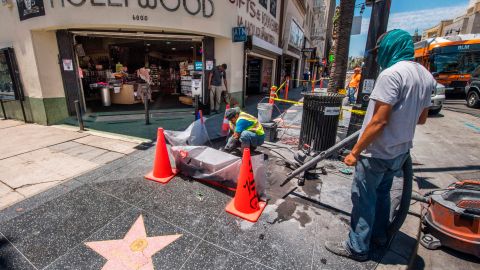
[325,241,368,262]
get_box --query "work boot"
[325,241,368,262]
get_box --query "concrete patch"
[0,119,24,129]
[74,135,138,154]
[16,181,63,198]
[0,191,24,210]
[0,124,87,159]
[0,148,98,189]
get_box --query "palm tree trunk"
[328,0,356,93]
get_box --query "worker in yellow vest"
[224,107,265,152]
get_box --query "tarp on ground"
[164,114,226,146]
[171,146,267,200]
[164,116,211,146]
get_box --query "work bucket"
[257,103,273,123]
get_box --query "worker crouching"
[223,107,265,153]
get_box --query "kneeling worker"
[224,107,265,152]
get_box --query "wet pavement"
[0,88,413,269]
[0,142,392,269]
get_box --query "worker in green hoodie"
[325,29,435,261]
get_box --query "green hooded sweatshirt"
[376,29,414,69]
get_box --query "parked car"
[465,76,480,108]
[429,83,446,115]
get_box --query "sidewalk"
[0,119,143,210]
[0,88,425,269]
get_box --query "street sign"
[232,27,247,43]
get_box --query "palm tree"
[327,0,356,93]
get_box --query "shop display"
[76,36,203,111]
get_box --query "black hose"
[387,154,413,238]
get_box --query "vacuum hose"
[387,154,413,238]
[279,129,415,239]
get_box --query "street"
[443,98,480,119]
[412,105,480,270]
[3,0,480,269]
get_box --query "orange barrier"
[225,148,266,222]
[145,128,178,184]
[221,104,230,136]
[285,76,290,100]
[269,86,277,104]
[311,71,317,93]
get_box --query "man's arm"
[417,108,429,125]
[223,76,228,92]
[344,101,393,166]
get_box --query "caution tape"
[272,98,303,105]
[342,108,366,116]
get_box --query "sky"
[339,0,472,57]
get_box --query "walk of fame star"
[85,215,182,270]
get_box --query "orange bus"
[414,35,480,94]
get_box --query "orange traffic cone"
[145,128,178,184]
[221,104,230,136]
[225,148,266,222]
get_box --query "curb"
[52,124,152,144]
[375,178,422,270]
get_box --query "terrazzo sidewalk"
[0,141,419,270]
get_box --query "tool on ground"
[145,127,178,184]
[225,148,266,222]
[412,180,480,258]
[280,130,361,187]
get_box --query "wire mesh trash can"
[299,92,344,152]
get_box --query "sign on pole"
[232,27,247,43]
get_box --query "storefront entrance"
[56,31,216,139]
[246,55,274,95]
[74,35,204,114]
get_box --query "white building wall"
[1,1,281,100]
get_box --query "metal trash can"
[299,92,344,152]
[100,87,111,106]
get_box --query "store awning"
[252,36,283,56]
[69,30,203,42]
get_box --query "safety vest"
[233,112,265,136]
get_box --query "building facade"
[1,0,333,127]
[422,0,480,40]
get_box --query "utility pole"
[346,0,392,145]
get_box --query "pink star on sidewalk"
[85,215,182,270]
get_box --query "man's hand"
[344,153,358,166]
[208,85,212,90]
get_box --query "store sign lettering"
[229,0,278,33]
[49,0,214,17]
[229,0,278,45]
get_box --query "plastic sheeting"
[171,146,267,200]
[164,117,211,146]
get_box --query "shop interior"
[74,35,204,113]
[246,55,273,95]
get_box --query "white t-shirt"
[360,61,435,159]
